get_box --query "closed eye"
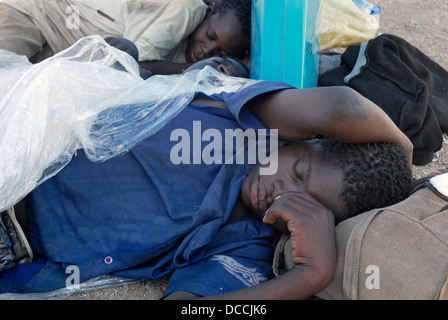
[293,159,303,182]
[206,31,215,41]
[293,153,311,183]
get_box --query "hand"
[105,37,153,79]
[185,192,338,300]
[105,37,139,62]
[263,192,337,271]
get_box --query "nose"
[268,177,303,205]
[201,43,219,58]
[267,180,285,204]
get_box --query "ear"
[242,55,251,70]
[205,1,218,16]
[206,1,218,8]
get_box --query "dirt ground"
[65,0,448,300]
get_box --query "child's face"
[241,142,345,220]
[185,10,247,62]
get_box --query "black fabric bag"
[319,34,448,165]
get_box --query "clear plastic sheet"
[0,35,252,213]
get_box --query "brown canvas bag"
[274,170,448,300]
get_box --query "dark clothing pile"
[319,34,448,165]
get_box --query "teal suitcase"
[250,0,322,88]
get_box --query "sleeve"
[223,81,296,131]
[161,216,277,298]
[122,0,207,62]
[163,254,273,298]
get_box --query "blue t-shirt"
[0,80,295,295]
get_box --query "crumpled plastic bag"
[0,36,252,212]
[320,0,379,50]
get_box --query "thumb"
[262,207,290,234]
[262,207,277,224]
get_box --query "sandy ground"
[64,0,448,300]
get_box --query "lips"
[190,51,198,62]
[250,176,269,213]
[250,179,259,210]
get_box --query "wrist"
[289,263,335,297]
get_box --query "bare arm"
[212,193,337,300]
[165,192,337,300]
[247,86,413,163]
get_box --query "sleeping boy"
[0,54,413,298]
[0,0,251,72]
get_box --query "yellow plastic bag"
[320,0,379,50]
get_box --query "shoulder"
[161,0,207,14]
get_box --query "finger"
[262,209,289,234]
[263,192,316,223]
[263,201,300,225]
[273,191,320,207]
[263,192,332,233]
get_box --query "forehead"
[283,143,345,217]
[307,144,345,218]
[208,10,243,38]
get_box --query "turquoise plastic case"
[250,0,322,88]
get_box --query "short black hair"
[212,0,252,55]
[318,139,413,221]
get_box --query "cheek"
[308,180,343,215]
[186,32,200,52]
[191,23,209,43]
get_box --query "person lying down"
[0,41,413,299]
